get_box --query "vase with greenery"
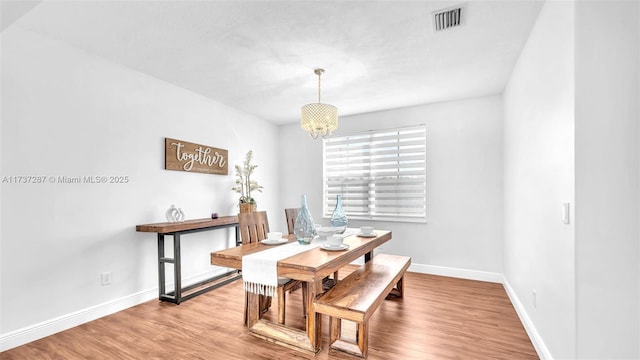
[232,150,263,213]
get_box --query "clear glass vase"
[294,194,316,245]
[330,194,348,234]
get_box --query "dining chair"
[238,211,306,325]
[284,208,299,235]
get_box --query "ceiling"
[2,0,543,125]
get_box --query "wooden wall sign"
[165,138,228,175]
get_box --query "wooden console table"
[136,216,241,304]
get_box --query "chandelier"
[300,68,338,139]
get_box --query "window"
[323,125,426,222]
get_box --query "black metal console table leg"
[173,233,182,304]
[158,233,165,299]
[156,225,242,304]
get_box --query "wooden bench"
[313,253,411,358]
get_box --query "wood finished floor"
[1,269,538,359]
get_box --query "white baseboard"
[408,263,503,283]
[352,253,502,284]
[503,278,552,360]
[0,287,157,352]
[0,269,229,352]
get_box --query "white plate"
[357,233,376,238]
[261,238,288,245]
[321,243,350,251]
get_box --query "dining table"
[210,229,392,353]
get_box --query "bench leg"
[357,321,368,358]
[329,318,368,358]
[386,275,404,299]
[330,316,341,344]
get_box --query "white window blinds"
[323,125,426,222]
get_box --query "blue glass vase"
[294,194,316,245]
[330,194,348,233]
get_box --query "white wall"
[0,27,280,349]
[503,2,576,359]
[504,1,640,359]
[574,1,639,358]
[280,96,504,278]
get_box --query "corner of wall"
[503,277,552,360]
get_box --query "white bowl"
[267,231,282,240]
[316,227,335,239]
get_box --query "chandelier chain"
[314,68,324,104]
[318,72,321,103]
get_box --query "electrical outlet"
[532,289,537,308]
[101,272,112,286]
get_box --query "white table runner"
[242,240,322,296]
[242,229,361,296]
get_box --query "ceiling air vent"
[433,6,463,32]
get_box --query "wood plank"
[136,216,238,233]
[331,339,364,357]
[276,231,392,281]
[314,254,411,322]
[249,320,316,353]
[210,231,391,281]
[164,137,228,175]
[1,269,539,360]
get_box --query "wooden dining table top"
[210,230,392,282]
